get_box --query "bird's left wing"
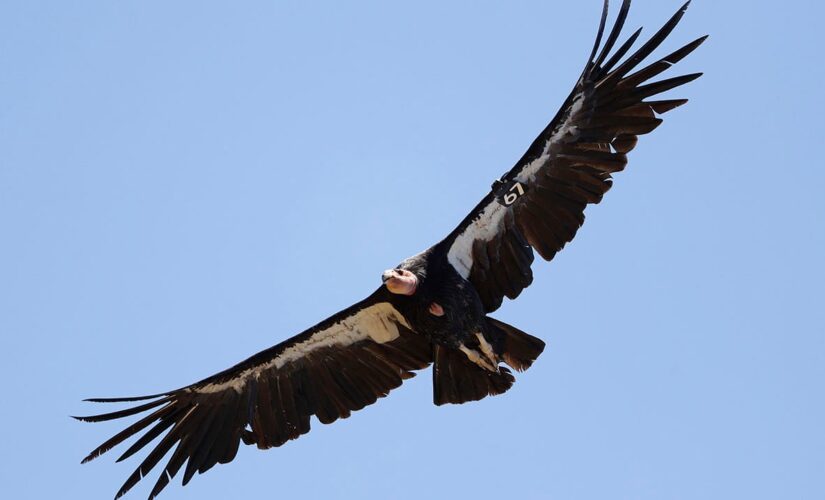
[442,0,705,312]
[75,288,430,500]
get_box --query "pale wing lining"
[196,303,410,394]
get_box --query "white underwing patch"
[446,90,585,279]
[447,201,506,278]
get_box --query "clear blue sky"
[2,1,823,499]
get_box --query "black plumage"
[76,2,705,498]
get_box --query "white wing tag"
[497,181,526,207]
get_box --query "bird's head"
[382,268,418,296]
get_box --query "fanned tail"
[431,318,544,406]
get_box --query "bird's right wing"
[75,287,431,499]
[442,0,705,312]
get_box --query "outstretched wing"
[75,288,431,500]
[443,0,705,312]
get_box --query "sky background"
[2,1,824,499]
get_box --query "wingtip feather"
[83,393,167,403]
[585,0,612,69]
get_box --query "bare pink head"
[382,269,418,296]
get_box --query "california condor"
[76,1,705,498]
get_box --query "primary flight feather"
[76,1,705,498]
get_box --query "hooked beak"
[382,270,393,283]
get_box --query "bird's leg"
[475,333,499,368]
[428,302,445,317]
[459,344,498,372]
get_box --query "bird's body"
[395,247,486,348]
[76,2,706,498]
[389,245,525,386]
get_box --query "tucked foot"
[459,344,498,372]
[428,302,445,317]
[475,333,499,367]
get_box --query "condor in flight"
[76,1,705,498]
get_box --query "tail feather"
[487,317,546,372]
[432,345,514,406]
[431,319,545,406]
